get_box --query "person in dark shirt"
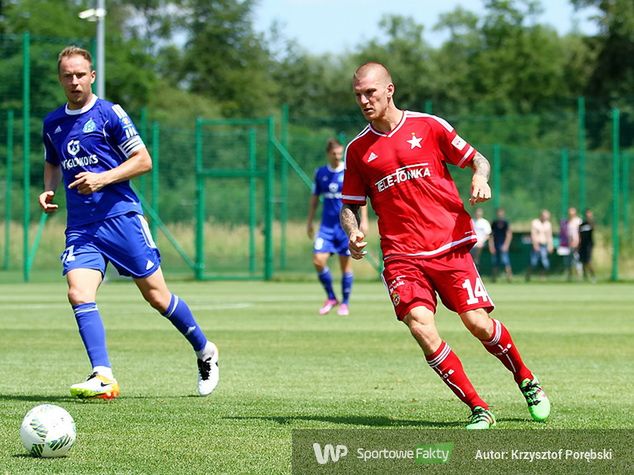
[489,208,513,282]
[578,208,596,283]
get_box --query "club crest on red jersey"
[406,133,423,149]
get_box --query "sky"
[253,0,600,55]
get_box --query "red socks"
[481,319,533,384]
[426,341,488,410]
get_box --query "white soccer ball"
[20,404,76,457]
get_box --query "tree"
[176,0,278,117]
[571,0,634,101]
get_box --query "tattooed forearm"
[340,204,361,236]
[471,152,490,180]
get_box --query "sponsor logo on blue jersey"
[67,140,80,156]
[62,139,98,170]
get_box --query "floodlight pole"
[79,1,107,98]
[96,0,105,98]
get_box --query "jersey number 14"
[462,278,490,305]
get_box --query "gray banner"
[292,429,632,474]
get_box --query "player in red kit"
[340,62,550,429]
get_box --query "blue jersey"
[43,96,145,227]
[312,164,345,229]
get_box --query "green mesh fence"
[1,33,633,281]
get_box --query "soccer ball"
[20,404,76,457]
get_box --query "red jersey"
[342,111,477,260]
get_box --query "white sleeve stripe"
[342,194,366,202]
[457,146,474,167]
[119,136,145,157]
[112,104,127,119]
[415,112,454,132]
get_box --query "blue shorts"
[61,212,161,279]
[313,225,350,256]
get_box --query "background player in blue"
[38,46,219,399]
[306,138,367,315]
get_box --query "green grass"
[0,280,633,473]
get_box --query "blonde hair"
[57,46,93,73]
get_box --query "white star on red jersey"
[407,134,422,149]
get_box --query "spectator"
[526,209,554,281]
[558,207,582,281]
[471,208,491,269]
[579,208,596,283]
[489,208,513,282]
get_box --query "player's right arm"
[340,204,367,260]
[39,162,62,214]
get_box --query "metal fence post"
[279,104,289,270]
[611,108,620,282]
[22,31,30,282]
[622,151,629,235]
[195,117,204,280]
[578,96,586,213]
[248,128,257,274]
[561,148,569,218]
[265,116,275,280]
[3,110,14,270]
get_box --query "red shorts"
[381,246,495,319]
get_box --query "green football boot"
[466,406,496,430]
[520,377,550,422]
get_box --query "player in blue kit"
[306,138,367,315]
[38,46,219,399]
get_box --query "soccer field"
[1,280,633,473]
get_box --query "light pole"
[78,0,106,98]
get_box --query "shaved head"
[353,62,392,86]
[352,62,399,130]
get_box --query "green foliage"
[175,0,278,117]
[572,0,634,103]
[1,0,632,239]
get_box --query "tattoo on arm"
[471,152,490,180]
[340,204,361,236]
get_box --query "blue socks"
[72,303,110,369]
[342,272,354,304]
[318,267,336,300]
[162,294,207,352]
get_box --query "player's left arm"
[68,147,152,195]
[468,152,491,206]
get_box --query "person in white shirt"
[471,208,492,268]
